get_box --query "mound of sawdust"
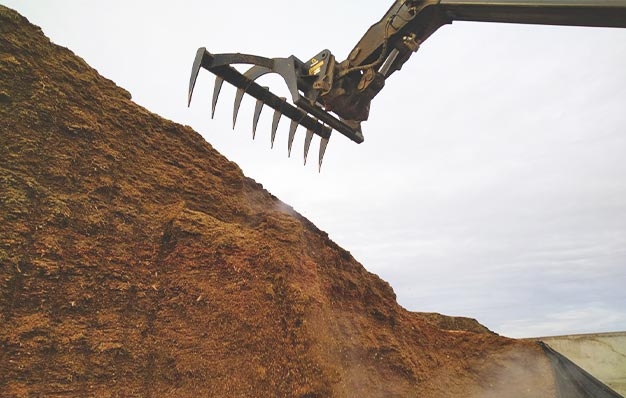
[0,5,557,397]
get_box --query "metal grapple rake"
[188,0,626,171]
[188,50,363,171]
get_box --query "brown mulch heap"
[0,6,557,397]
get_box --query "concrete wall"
[534,332,626,396]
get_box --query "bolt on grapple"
[188,0,626,170]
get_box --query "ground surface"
[0,5,557,397]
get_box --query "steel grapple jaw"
[188,47,367,170]
[188,1,626,170]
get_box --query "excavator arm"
[188,0,626,169]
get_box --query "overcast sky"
[4,0,625,338]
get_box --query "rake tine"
[233,87,245,129]
[252,92,266,139]
[287,120,298,157]
[271,97,285,149]
[318,136,330,171]
[237,66,271,135]
[233,64,272,128]
[304,129,314,165]
[188,47,205,107]
[211,76,224,119]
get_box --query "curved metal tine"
[287,120,298,157]
[233,88,245,129]
[206,53,274,69]
[212,77,224,119]
[304,129,314,165]
[188,47,206,107]
[288,111,308,157]
[318,135,330,172]
[271,97,286,149]
[233,65,273,130]
[252,94,265,139]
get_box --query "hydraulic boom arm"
[347,1,626,96]
[188,0,626,169]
